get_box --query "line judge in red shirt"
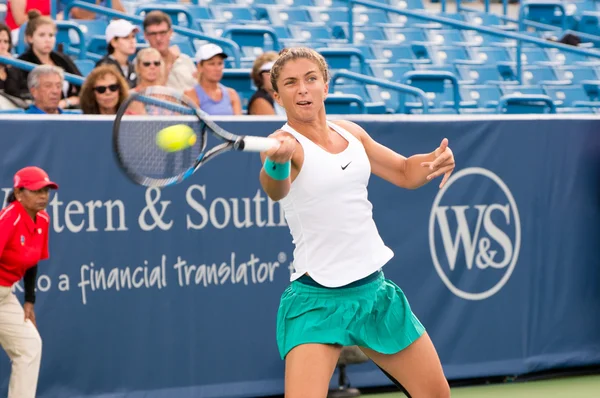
[0,166,57,398]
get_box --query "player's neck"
[287,112,329,143]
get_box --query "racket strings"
[115,93,206,182]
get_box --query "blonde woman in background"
[133,47,166,93]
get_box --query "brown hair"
[0,22,12,53]
[79,65,129,114]
[269,47,329,93]
[143,10,172,31]
[25,10,56,40]
[251,51,278,89]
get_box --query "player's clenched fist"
[264,130,297,164]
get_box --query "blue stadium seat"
[470,47,511,64]
[426,29,467,46]
[522,65,566,85]
[221,69,254,111]
[401,70,468,113]
[456,64,512,85]
[370,43,430,64]
[74,59,96,77]
[369,63,413,82]
[553,65,600,83]
[543,84,600,112]
[384,28,428,44]
[317,47,367,74]
[135,4,197,29]
[460,84,502,111]
[325,94,366,114]
[211,5,257,23]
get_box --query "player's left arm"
[333,120,455,189]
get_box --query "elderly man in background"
[25,65,64,114]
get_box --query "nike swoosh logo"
[341,161,352,170]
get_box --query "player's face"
[16,187,51,214]
[0,30,10,56]
[273,58,328,121]
[139,54,162,84]
[144,22,172,54]
[29,24,56,56]
[199,56,225,83]
[112,33,137,56]
[94,74,120,113]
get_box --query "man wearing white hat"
[95,19,139,88]
[183,43,242,115]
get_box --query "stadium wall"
[0,114,599,397]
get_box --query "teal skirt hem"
[276,272,425,360]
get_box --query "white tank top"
[279,121,394,287]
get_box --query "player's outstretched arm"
[259,131,301,201]
[333,120,455,190]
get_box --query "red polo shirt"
[0,202,50,287]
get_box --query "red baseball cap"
[13,167,59,191]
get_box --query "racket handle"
[240,136,281,152]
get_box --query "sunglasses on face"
[142,61,161,67]
[94,84,119,94]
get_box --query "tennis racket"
[112,85,280,187]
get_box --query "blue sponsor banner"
[0,115,599,397]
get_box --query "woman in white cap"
[184,43,242,115]
[248,51,285,116]
[0,166,58,398]
[95,19,139,88]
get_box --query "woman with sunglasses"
[79,64,129,115]
[132,47,165,93]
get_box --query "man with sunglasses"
[142,11,196,91]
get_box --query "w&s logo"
[428,168,521,300]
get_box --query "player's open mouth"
[297,101,312,107]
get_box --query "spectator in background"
[69,0,126,20]
[248,51,285,116]
[132,48,165,93]
[79,64,128,115]
[0,22,14,91]
[143,10,196,91]
[95,19,138,88]
[3,0,53,45]
[184,43,242,115]
[25,64,64,114]
[4,10,82,108]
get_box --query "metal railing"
[0,56,85,86]
[330,70,430,114]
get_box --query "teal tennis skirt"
[276,271,425,359]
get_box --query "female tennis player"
[260,47,453,398]
[0,166,57,398]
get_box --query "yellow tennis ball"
[156,124,197,153]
